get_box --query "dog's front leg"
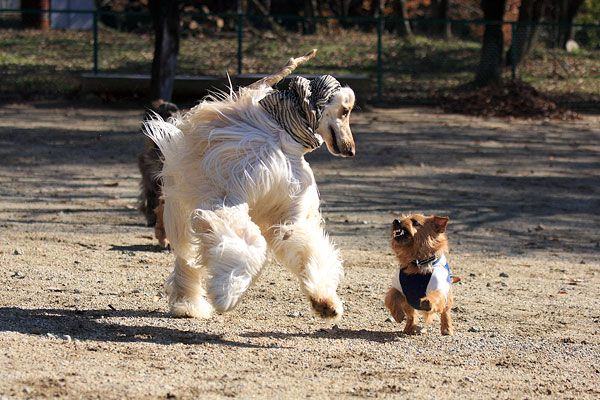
[267,219,344,320]
[419,290,447,314]
[166,257,214,319]
[192,204,267,313]
[384,287,406,323]
[401,302,419,335]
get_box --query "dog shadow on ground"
[109,244,168,253]
[0,307,277,349]
[241,327,400,343]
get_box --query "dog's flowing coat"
[144,50,355,319]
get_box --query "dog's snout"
[393,228,406,238]
[340,140,355,157]
[337,143,355,158]
[393,226,411,242]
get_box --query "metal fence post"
[237,6,243,75]
[376,14,383,101]
[93,9,98,74]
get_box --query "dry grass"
[0,25,598,105]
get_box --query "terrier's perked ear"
[432,216,449,233]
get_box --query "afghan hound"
[144,49,356,320]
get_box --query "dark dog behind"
[138,100,179,247]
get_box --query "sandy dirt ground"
[0,101,599,399]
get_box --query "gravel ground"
[0,101,599,399]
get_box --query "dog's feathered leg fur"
[192,204,267,313]
[268,219,344,320]
[165,257,213,318]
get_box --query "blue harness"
[399,259,452,310]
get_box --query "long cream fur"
[144,80,350,319]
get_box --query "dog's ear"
[309,75,341,117]
[289,76,318,128]
[392,219,401,230]
[432,216,449,233]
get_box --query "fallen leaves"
[443,80,579,120]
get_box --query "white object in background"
[566,39,580,53]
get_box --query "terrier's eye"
[411,219,421,227]
[342,108,350,117]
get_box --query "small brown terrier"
[384,214,456,335]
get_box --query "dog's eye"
[341,107,350,117]
[411,219,421,227]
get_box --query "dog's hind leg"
[166,257,213,319]
[267,220,344,320]
[192,204,268,313]
[153,197,169,248]
[137,139,163,227]
[440,290,454,336]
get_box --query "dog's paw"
[157,238,171,250]
[169,298,213,319]
[155,224,168,247]
[403,324,422,335]
[441,326,454,336]
[310,296,343,320]
[207,273,255,313]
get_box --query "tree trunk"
[149,0,180,102]
[475,0,507,85]
[249,0,288,35]
[340,0,351,17]
[334,0,352,28]
[431,0,451,39]
[506,0,545,69]
[303,0,318,34]
[21,0,50,30]
[555,0,584,48]
[393,0,412,37]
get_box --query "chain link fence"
[1,6,599,105]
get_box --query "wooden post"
[149,0,180,102]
